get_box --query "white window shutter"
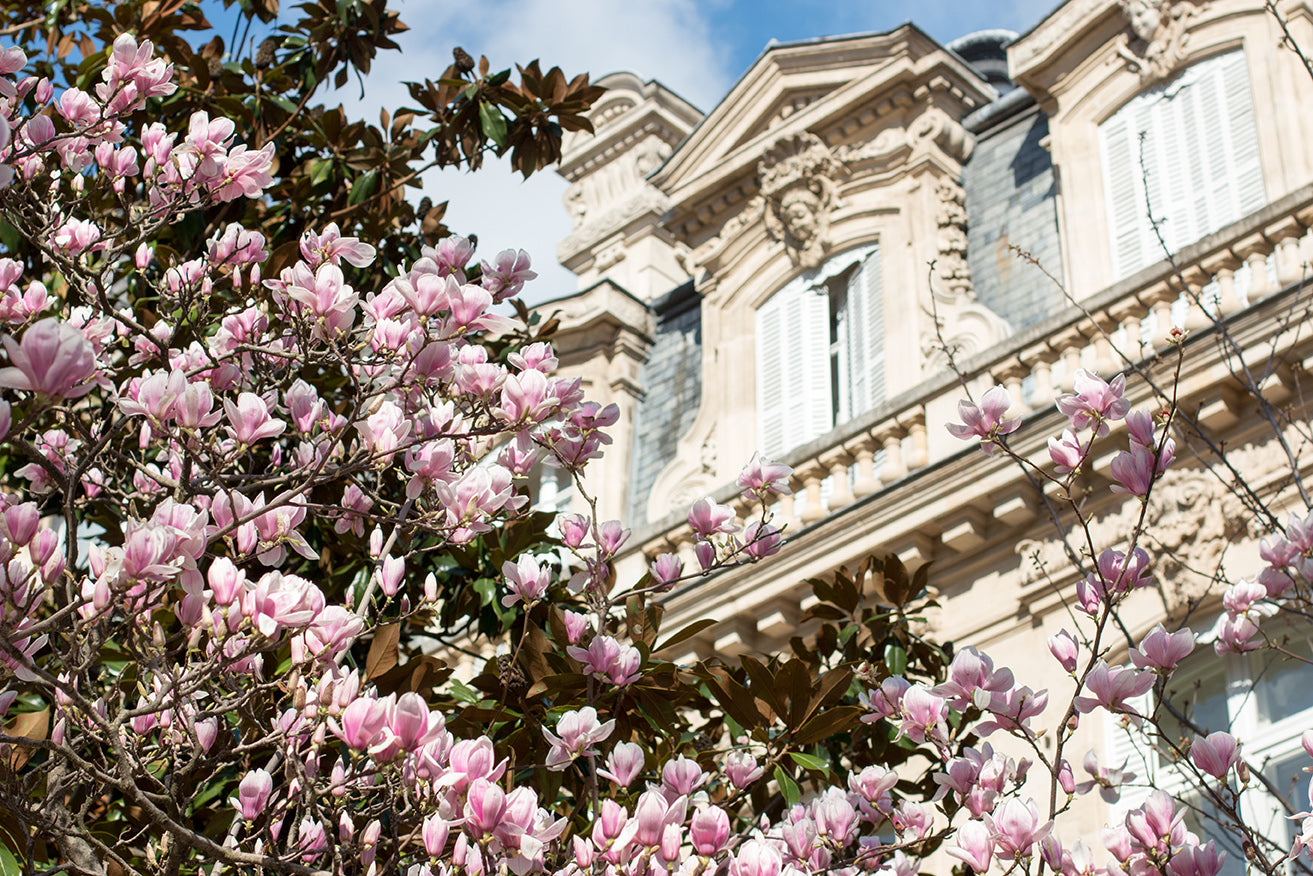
[1101,50,1265,280]
[1219,52,1264,215]
[792,283,834,449]
[1101,113,1145,278]
[756,277,833,457]
[756,286,789,458]
[860,250,885,412]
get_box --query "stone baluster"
[1270,218,1306,287]
[1055,331,1084,390]
[776,487,798,529]
[1090,315,1119,374]
[1110,301,1144,361]
[824,450,855,510]
[880,427,908,484]
[1207,253,1243,316]
[1142,283,1177,348]
[1024,348,1058,407]
[996,363,1029,413]
[798,466,826,524]
[851,433,882,499]
[1179,266,1211,331]
[905,412,929,470]
[1237,237,1271,302]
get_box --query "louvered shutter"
[1101,50,1265,280]
[1102,112,1145,277]
[859,249,885,413]
[757,276,833,457]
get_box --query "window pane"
[1180,794,1247,876]
[1158,662,1229,755]
[1250,641,1313,726]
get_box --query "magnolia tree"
[0,20,1311,876]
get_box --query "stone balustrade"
[622,184,1313,656]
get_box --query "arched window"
[1099,50,1264,280]
[755,246,884,458]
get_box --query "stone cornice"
[1008,0,1114,90]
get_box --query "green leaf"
[347,169,379,206]
[479,102,509,150]
[0,218,21,254]
[472,576,497,608]
[789,752,828,771]
[884,642,908,676]
[774,764,800,806]
[450,678,480,704]
[654,619,715,653]
[792,705,863,745]
[0,844,18,876]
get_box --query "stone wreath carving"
[1115,0,1203,80]
[759,132,846,269]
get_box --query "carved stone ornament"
[679,195,765,277]
[1115,0,1203,80]
[1012,442,1287,617]
[934,177,972,300]
[759,132,847,269]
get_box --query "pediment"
[651,24,995,243]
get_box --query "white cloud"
[334,0,735,302]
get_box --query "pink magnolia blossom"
[898,684,948,745]
[598,741,645,788]
[1125,790,1185,856]
[633,788,686,848]
[480,248,536,301]
[947,385,1020,453]
[1191,732,1240,779]
[502,555,550,607]
[300,222,376,268]
[232,768,272,820]
[688,496,738,538]
[567,635,641,686]
[1110,441,1174,497]
[1048,429,1087,474]
[1076,750,1136,804]
[649,553,683,588]
[689,805,730,856]
[542,706,615,770]
[285,262,359,335]
[741,522,783,559]
[1056,370,1130,436]
[1073,661,1154,716]
[661,755,707,798]
[947,820,994,872]
[223,392,286,446]
[731,839,783,876]
[933,646,1015,711]
[985,798,1052,860]
[1129,623,1195,673]
[0,318,98,398]
[737,452,793,499]
[1168,841,1227,876]
[726,750,765,789]
[1048,629,1079,673]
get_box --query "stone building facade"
[538,0,1313,862]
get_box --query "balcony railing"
[622,183,1313,657]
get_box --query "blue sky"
[323,0,1060,298]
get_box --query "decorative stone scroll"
[1115,0,1204,80]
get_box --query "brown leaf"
[366,623,400,679]
[5,707,49,770]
